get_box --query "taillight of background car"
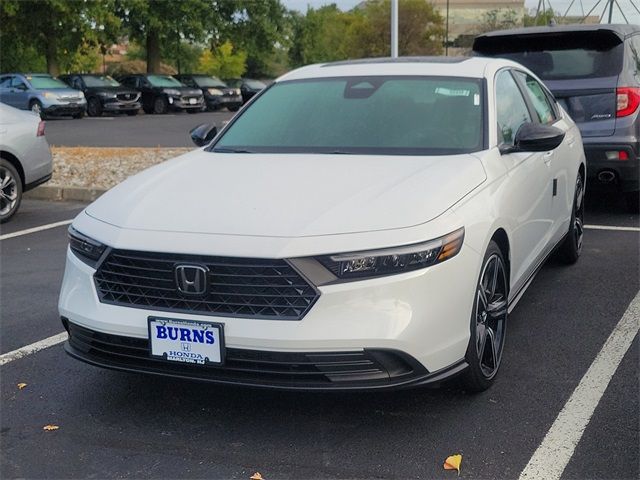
[616,87,640,117]
[36,120,46,137]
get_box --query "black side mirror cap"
[501,122,565,154]
[190,123,218,147]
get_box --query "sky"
[281,0,639,24]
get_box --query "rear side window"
[0,76,11,88]
[513,71,557,124]
[496,70,531,146]
[475,31,624,80]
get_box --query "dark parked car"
[224,78,267,103]
[118,74,204,114]
[0,73,86,119]
[474,24,640,212]
[174,74,242,112]
[59,74,141,117]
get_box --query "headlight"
[68,226,106,267]
[318,228,464,279]
[164,89,181,96]
[43,92,58,99]
[78,91,85,98]
[207,88,223,96]
[234,88,241,95]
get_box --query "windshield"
[82,75,120,87]
[28,76,69,89]
[213,76,483,155]
[147,75,183,87]
[193,76,227,88]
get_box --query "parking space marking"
[0,332,68,366]
[519,290,640,480]
[0,219,73,240]
[584,224,640,232]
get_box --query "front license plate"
[148,317,224,365]
[189,98,197,104]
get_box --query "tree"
[347,0,444,58]
[0,0,119,75]
[115,0,211,73]
[198,41,247,78]
[524,8,556,26]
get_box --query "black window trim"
[495,67,533,150]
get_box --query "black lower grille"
[94,249,319,320]
[116,93,138,102]
[65,322,426,389]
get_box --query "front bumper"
[59,238,478,390]
[103,100,141,112]
[583,140,639,193]
[42,102,86,116]
[205,95,242,109]
[168,96,204,111]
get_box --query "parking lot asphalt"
[44,110,235,147]
[0,196,638,479]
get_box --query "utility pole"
[607,0,614,23]
[391,0,398,58]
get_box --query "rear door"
[474,29,624,137]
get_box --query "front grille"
[59,95,81,102]
[94,249,319,320]
[65,321,424,388]
[116,92,138,102]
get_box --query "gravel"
[50,147,192,190]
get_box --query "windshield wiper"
[212,147,255,153]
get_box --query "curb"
[24,185,106,203]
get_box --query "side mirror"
[190,123,217,147]
[501,122,565,154]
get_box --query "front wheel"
[0,159,22,223]
[153,96,168,114]
[87,97,103,117]
[461,241,508,392]
[557,173,584,264]
[30,100,44,118]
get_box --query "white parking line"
[0,332,68,366]
[519,290,640,480]
[584,224,640,232]
[0,219,73,240]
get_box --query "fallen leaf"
[444,454,462,475]
[43,425,59,431]
[17,383,27,390]
[250,473,263,480]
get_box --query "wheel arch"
[0,150,25,188]
[490,228,511,291]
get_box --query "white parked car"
[0,103,53,222]
[59,57,585,392]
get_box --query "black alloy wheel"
[558,173,584,264]
[87,97,103,117]
[462,241,508,392]
[153,96,168,114]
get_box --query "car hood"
[86,86,139,95]
[40,88,82,97]
[86,151,486,237]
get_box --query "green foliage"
[60,42,101,74]
[524,8,556,26]
[198,41,247,78]
[476,9,521,34]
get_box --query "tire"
[0,159,22,223]
[87,97,103,117]
[72,110,85,119]
[557,173,585,265]
[227,105,240,112]
[461,240,508,392]
[625,192,639,214]
[125,110,139,116]
[153,96,168,114]
[29,99,44,118]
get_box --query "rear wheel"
[153,96,168,114]
[87,97,103,117]
[0,159,22,223]
[558,173,584,264]
[461,241,508,392]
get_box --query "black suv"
[474,24,640,212]
[60,74,141,117]
[174,74,242,112]
[224,78,267,104]
[118,74,204,114]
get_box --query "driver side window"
[496,70,531,146]
[11,77,27,90]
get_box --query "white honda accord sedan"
[59,57,585,392]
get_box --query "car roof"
[278,56,510,82]
[476,23,639,40]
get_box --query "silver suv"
[474,24,640,212]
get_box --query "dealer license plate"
[189,98,197,104]
[148,317,224,365]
